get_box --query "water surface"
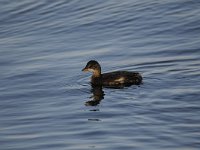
[0,1,200,150]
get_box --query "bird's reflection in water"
[85,85,104,106]
[85,83,138,106]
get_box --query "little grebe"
[82,60,142,86]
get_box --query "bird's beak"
[82,67,88,72]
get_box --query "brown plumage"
[82,60,142,87]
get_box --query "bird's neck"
[92,70,101,78]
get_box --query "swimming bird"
[82,60,142,87]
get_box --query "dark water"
[0,1,200,150]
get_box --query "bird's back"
[102,71,142,86]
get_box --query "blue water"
[0,1,200,150]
